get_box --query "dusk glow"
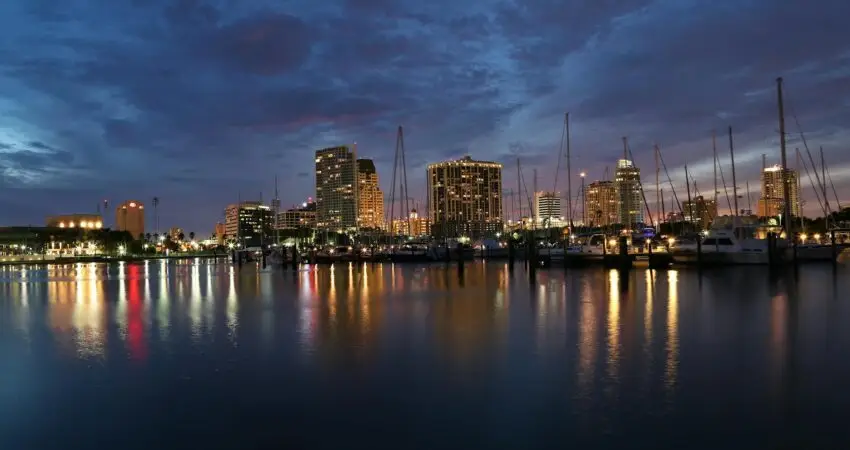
[1,0,849,232]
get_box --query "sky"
[1,0,850,234]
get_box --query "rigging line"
[787,93,830,215]
[552,117,567,194]
[826,163,842,211]
[715,151,734,214]
[798,148,828,217]
[805,148,831,220]
[656,145,683,214]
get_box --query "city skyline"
[2,1,850,233]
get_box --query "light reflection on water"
[0,260,849,448]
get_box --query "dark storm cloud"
[1,0,849,229]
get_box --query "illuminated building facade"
[46,214,103,230]
[427,156,503,238]
[584,181,618,227]
[315,145,358,230]
[533,191,562,227]
[615,159,643,226]
[224,201,275,247]
[356,159,384,230]
[115,200,145,240]
[278,201,317,229]
[682,196,718,229]
[215,222,226,244]
[758,165,800,217]
[391,209,431,236]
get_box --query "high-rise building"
[115,200,145,240]
[356,158,384,230]
[391,209,431,236]
[214,222,226,244]
[683,195,718,229]
[533,191,562,227]
[315,145,357,230]
[278,201,317,229]
[615,159,643,226]
[224,201,275,248]
[427,156,503,238]
[758,165,799,217]
[585,181,618,227]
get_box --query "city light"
[118,245,126,256]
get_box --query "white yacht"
[694,215,789,265]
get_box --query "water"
[1,260,849,449]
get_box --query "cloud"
[0,0,849,230]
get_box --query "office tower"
[427,156,503,238]
[533,191,562,228]
[615,158,643,226]
[356,158,384,230]
[278,201,317,229]
[224,201,275,248]
[682,195,718,229]
[315,145,357,230]
[757,165,800,217]
[585,180,618,227]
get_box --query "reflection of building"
[391,209,431,236]
[682,196,718,229]
[427,156,503,238]
[758,165,799,217]
[356,159,384,230]
[278,201,317,229]
[115,200,145,240]
[46,214,103,229]
[533,191,562,227]
[224,201,275,247]
[315,145,357,230]
[615,159,643,226]
[585,181,618,227]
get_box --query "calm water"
[1,260,849,449]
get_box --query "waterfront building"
[391,209,431,236]
[758,165,800,217]
[533,191,562,228]
[46,214,103,229]
[115,200,145,240]
[224,201,275,248]
[584,181,618,227]
[214,222,226,244]
[357,159,384,230]
[278,201,317,230]
[615,159,643,226]
[682,195,718,229]
[315,145,358,230]
[427,156,503,238]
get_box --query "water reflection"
[0,261,849,448]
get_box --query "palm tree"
[178,232,185,242]
[145,233,152,242]
[189,231,195,241]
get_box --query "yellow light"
[800,233,807,242]
[129,202,136,207]
[608,239,617,247]
[95,221,102,228]
[814,233,821,241]
[59,222,65,228]
[667,237,676,246]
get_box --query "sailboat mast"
[820,146,828,226]
[655,144,660,227]
[565,113,573,230]
[728,126,739,217]
[685,166,693,225]
[274,175,280,245]
[776,77,791,235]
[797,149,804,231]
[712,130,718,203]
[746,180,752,214]
[516,158,523,227]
